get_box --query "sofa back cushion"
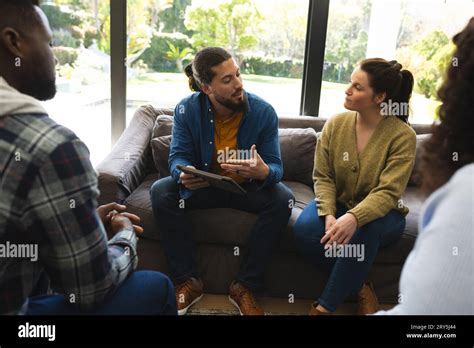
[150,115,317,185]
[152,114,174,138]
[149,114,428,188]
[150,135,172,178]
[279,128,317,186]
[408,133,431,187]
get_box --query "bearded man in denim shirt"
[150,47,294,316]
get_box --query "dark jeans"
[150,176,294,291]
[27,271,177,315]
[293,200,405,312]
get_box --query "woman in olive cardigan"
[294,58,416,315]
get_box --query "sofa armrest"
[96,105,173,205]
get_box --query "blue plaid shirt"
[0,113,138,315]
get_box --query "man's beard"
[21,58,57,101]
[214,91,247,113]
[24,74,57,101]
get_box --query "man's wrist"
[110,228,137,247]
[259,164,270,181]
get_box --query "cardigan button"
[351,166,357,172]
[349,200,354,206]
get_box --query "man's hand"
[220,145,269,181]
[97,202,126,224]
[109,214,134,236]
[320,213,358,249]
[179,166,210,190]
[97,203,143,238]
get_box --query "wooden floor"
[187,294,395,315]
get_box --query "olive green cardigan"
[314,111,417,227]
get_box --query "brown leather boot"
[175,277,204,316]
[228,281,264,315]
[357,282,379,315]
[308,302,332,316]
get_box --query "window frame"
[110,0,331,146]
[300,0,330,116]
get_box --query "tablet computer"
[177,165,247,196]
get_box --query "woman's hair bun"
[389,60,403,71]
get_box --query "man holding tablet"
[150,47,294,315]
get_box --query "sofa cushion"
[279,128,317,187]
[137,237,405,302]
[152,114,173,138]
[401,186,424,238]
[125,176,312,253]
[408,134,431,187]
[125,175,422,263]
[150,135,172,177]
[150,116,317,185]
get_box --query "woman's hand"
[325,215,336,232]
[320,213,358,248]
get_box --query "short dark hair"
[0,0,42,35]
[359,58,414,123]
[184,47,232,92]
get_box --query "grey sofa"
[96,105,432,304]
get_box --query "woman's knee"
[294,202,326,252]
[358,210,406,247]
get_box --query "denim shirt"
[169,91,283,199]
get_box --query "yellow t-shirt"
[210,112,246,184]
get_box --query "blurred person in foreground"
[376,17,474,315]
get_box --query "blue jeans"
[150,176,294,291]
[26,271,177,315]
[293,200,405,312]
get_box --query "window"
[39,0,472,158]
[320,0,473,123]
[126,0,310,121]
[40,0,111,166]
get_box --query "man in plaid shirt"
[0,0,176,315]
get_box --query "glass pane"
[127,0,309,122]
[320,0,473,124]
[39,0,111,166]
